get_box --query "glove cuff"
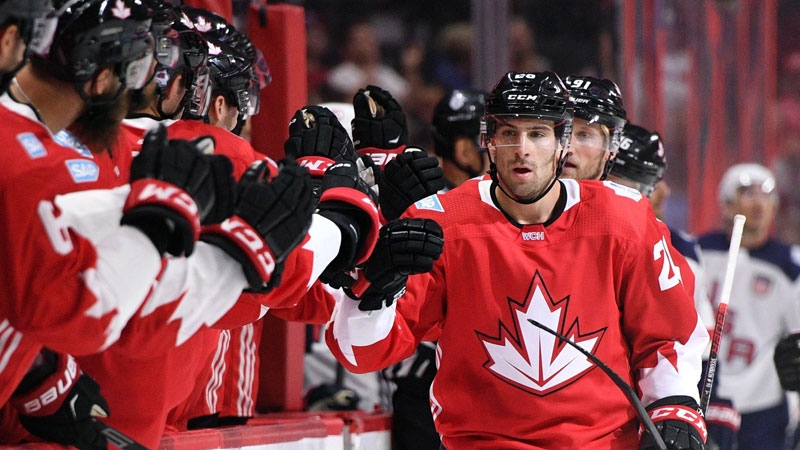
[122,179,201,256]
[319,187,379,265]
[706,402,741,432]
[11,354,79,417]
[357,146,406,169]
[298,155,336,178]
[644,403,708,443]
[201,216,278,292]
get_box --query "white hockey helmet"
[318,102,355,140]
[717,163,777,205]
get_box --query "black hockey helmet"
[33,0,154,92]
[0,0,57,54]
[431,89,484,159]
[563,75,627,153]
[152,21,210,119]
[178,5,263,122]
[141,0,176,39]
[609,123,666,197]
[482,71,573,153]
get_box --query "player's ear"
[208,94,227,124]
[87,67,118,97]
[0,24,19,54]
[165,73,185,102]
[453,137,472,166]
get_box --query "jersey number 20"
[654,236,682,291]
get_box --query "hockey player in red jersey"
[606,123,740,450]
[66,4,382,445]
[0,0,244,447]
[560,75,627,181]
[326,71,710,449]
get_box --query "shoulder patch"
[65,159,99,183]
[54,130,92,158]
[414,194,444,212]
[17,132,46,159]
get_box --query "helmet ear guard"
[32,0,155,106]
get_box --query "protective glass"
[570,122,610,153]
[186,64,211,118]
[124,47,155,89]
[252,49,271,89]
[26,14,58,56]
[490,119,559,152]
[245,77,260,117]
[737,179,776,198]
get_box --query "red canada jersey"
[326,178,709,449]
[119,116,262,179]
[0,98,161,356]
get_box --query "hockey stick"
[94,419,148,450]
[699,213,746,415]
[528,318,668,450]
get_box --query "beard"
[70,88,131,154]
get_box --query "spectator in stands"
[326,20,409,104]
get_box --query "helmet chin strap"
[488,149,566,205]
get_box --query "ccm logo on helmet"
[507,94,537,101]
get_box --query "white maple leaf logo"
[207,42,222,56]
[195,16,213,33]
[478,271,605,396]
[110,0,131,19]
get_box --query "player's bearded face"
[560,119,610,181]
[72,85,131,154]
[490,118,559,202]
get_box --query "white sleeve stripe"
[0,320,23,374]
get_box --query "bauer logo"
[65,160,100,183]
[17,132,46,159]
[414,194,444,212]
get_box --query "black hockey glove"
[11,351,109,450]
[317,161,381,286]
[284,106,359,199]
[774,332,800,391]
[379,148,445,221]
[639,396,707,450]
[202,159,315,293]
[352,85,407,150]
[351,218,444,311]
[123,125,235,256]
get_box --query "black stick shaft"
[527,318,667,450]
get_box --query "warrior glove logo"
[478,272,605,395]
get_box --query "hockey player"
[0,0,56,89]
[325,71,710,449]
[67,5,361,445]
[606,123,740,450]
[381,88,486,450]
[0,0,238,446]
[560,74,627,181]
[699,163,800,450]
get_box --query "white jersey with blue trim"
[670,227,715,331]
[698,232,800,413]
